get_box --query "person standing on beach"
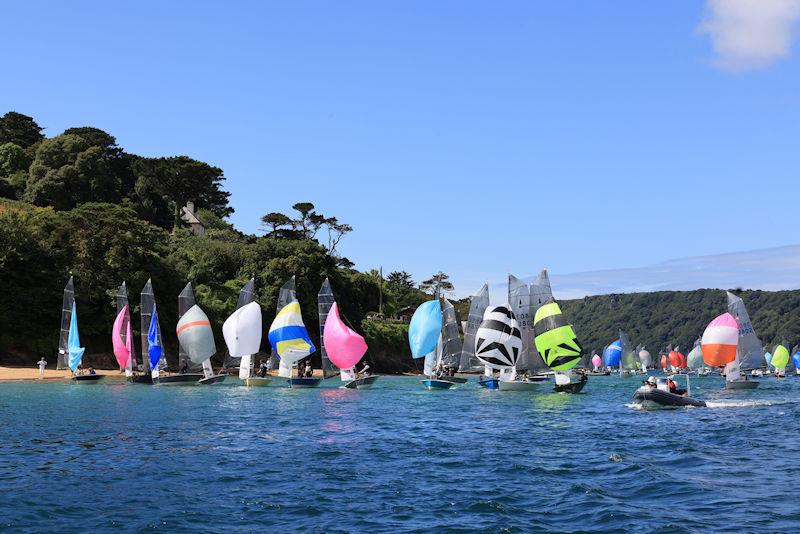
[37,357,47,378]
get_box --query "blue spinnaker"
[148,303,162,371]
[408,300,442,358]
[793,352,800,369]
[764,351,772,367]
[603,339,622,367]
[67,302,85,371]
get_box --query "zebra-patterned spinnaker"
[474,306,521,370]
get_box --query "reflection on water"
[1,375,799,532]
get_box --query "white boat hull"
[725,379,759,390]
[244,377,271,387]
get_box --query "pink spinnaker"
[323,302,367,370]
[112,305,132,369]
[591,354,602,368]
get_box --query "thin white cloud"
[698,0,800,70]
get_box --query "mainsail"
[458,284,489,372]
[318,278,338,377]
[224,278,256,370]
[178,283,202,372]
[528,270,554,373]
[140,279,166,375]
[475,305,521,370]
[508,274,532,371]
[533,300,582,371]
[440,298,462,369]
[726,291,765,371]
[57,277,75,369]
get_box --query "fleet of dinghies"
[55,274,798,402]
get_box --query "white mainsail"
[508,274,531,375]
[726,291,765,377]
[529,269,554,373]
[458,284,489,372]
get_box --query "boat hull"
[478,378,499,389]
[725,379,759,390]
[588,370,611,376]
[438,376,468,384]
[632,387,706,409]
[289,377,321,388]
[421,379,454,390]
[554,375,588,394]
[128,374,154,384]
[198,374,227,385]
[343,375,379,389]
[157,374,203,386]
[244,377,272,387]
[498,380,539,391]
[71,374,104,382]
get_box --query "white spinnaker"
[222,301,263,380]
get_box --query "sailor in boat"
[179,360,189,374]
[304,361,313,378]
[258,359,269,377]
[643,376,657,388]
[667,376,686,395]
[358,362,371,378]
[88,367,97,375]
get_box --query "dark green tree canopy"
[0,112,44,148]
[420,271,454,295]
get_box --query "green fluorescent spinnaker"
[772,344,790,368]
[533,300,582,371]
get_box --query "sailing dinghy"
[65,283,102,382]
[268,277,319,388]
[128,279,167,384]
[56,277,75,370]
[111,300,135,380]
[457,284,490,374]
[324,301,376,389]
[224,278,258,384]
[725,292,762,389]
[475,305,523,390]
[159,283,205,385]
[533,299,588,393]
[176,305,226,384]
[771,343,790,377]
[408,299,450,389]
[618,330,639,377]
[436,297,467,384]
[223,301,265,386]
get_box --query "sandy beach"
[0,366,327,381]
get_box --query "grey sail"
[788,344,799,374]
[458,284,489,371]
[178,282,202,372]
[440,297,463,369]
[140,279,166,372]
[508,274,532,371]
[224,278,256,369]
[318,277,338,377]
[116,282,137,369]
[57,277,75,369]
[527,270,552,373]
[726,291,765,370]
[269,276,297,368]
[619,329,638,370]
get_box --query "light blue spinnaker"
[408,300,442,357]
[67,302,85,371]
[148,304,162,371]
[603,339,622,367]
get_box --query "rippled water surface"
[1,374,799,533]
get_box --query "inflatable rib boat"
[632,377,706,409]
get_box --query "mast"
[458,284,489,372]
[318,278,338,378]
[57,276,75,370]
[508,274,531,374]
[378,266,383,316]
[178,283,201,372]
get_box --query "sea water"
[1,375,799,533]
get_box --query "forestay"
[458,284,489,372]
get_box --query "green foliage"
[0,112,44,148]
[360,319,417,373]
[420,271,454,295]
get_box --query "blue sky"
[3,1,799,296]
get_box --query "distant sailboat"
[176,305,226,385]
[223,301,264,386]
[475,305,523,390]
[771,343,790,377]
[66,283,101,382]
[457,284,489,373]
[667,348,685,373]
[408,299,450,389]
[638,346,652,371]
[603,339,622,369]
[113,282,136,378]
[725,292,762,389]
[268,276,319,388]
[533,299,588,393]
[686,338,708,375]
[160,283,205,385]
[618,330,639,377]
[224,278,256,376]
[590,353,603,372]
[792,345,800,375]
[56,277,75,370]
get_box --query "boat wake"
[704,399,796,409]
